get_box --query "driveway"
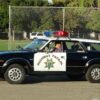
[0,75,100,100]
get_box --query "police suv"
[0,31,100,84]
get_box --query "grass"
[0,39,100,51]
[0,40,31,50]
[0,40,8,50]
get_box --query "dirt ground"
[0,75,100,100]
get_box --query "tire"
[67,74,83,80]
[86,64,100,83]
[4,64,26,84]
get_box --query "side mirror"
[34,48,39,51]
[44,47,54,53]
[44,47,49,53]
[16,45,23,50]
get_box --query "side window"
[41,41,54,52]
[42,41,64,52]
[66,41,84,52]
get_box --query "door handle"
[82,56,87,59]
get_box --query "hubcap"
[91,68,100,80]
[8,68,22,81]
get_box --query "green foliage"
[11,8,63,32]
[64,8,100,33]
[0,40,31,50]
[86,10,100,32]
[0,0,49,32]
[65,8,79,31]
[0,1,9,31]
[0,0,100,36]
[84,0,93,7]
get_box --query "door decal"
[34,53,66,71]
[44,58,55,69]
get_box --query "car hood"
[0,50,32,55]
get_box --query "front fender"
[2,58,33,74]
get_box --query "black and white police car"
[0,31,100,84]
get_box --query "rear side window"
[65,41,84,52]
[83,42,100,51]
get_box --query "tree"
[11,8,41,32]
[0,1,9,32]
[0,0,100,33]
[64,8,79,31]
[84,0,93,7]
[86,10,100,32]
[52,0,65,6]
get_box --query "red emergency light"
[54,30,69,37]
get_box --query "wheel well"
[84,63,100,73]
[2,62,31,75]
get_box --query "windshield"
[82,42,100,51]
[23,38,48,51]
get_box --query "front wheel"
[86,64,100,83]
[4,64,26,84]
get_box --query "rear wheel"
[4,64,26,84]
[86,64,100,83]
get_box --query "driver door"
[34,41,66,71]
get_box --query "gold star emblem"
[45,59,55,69]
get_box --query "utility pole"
[8,5,11,50]
[63,8,65,31]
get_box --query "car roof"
[34,36,100,43]
[71,38,100,43]
[34,36,68,40]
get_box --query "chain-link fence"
[8,6,100,50]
